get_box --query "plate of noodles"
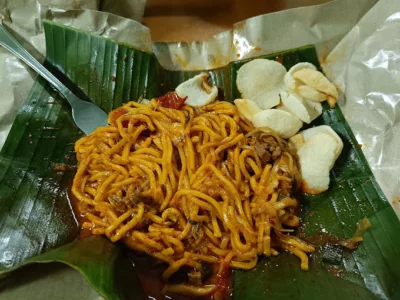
[70,57,368,297]
[1,20,399,300]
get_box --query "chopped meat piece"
[265,136,282,160]
[250,132,282,163]
[279,177,293,196]
[254,139,272,162]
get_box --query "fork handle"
[0,23,74,103]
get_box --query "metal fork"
[0,23,108,135]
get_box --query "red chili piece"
[157,92,187,109]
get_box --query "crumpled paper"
[0,0,399,219]
[324,0,400,216]
[153,0,376,71]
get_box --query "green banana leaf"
[0,236,145,299]
[0,20,399,299]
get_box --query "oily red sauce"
[327,267,343,278]
[275,55,284,64]
[108,107,127,126]
[109,107,151,129]
[122,120,148,129]
[127,250,233,300]
[213,263,233,299]
[127,252,169,300]
[68,188,92,239]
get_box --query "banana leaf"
[0,20,399,299]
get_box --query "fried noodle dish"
[72,95,315,298]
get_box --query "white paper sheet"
[324,0,400,215]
